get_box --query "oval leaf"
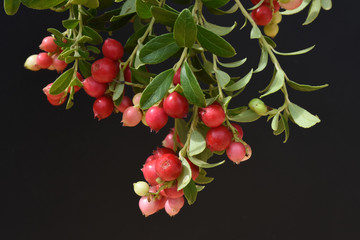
[188,156,225,169]
[217,58,247,68]
[286,79,328,92]
[288,102,320,128]
[203,20,237,36]
[303,0,321,25]
[254,46,268,73]
[151,6,178,27]
[173,9,197,48]
[189,130,206,156]
[82,26,103,45]
[177,156,192,190]
[183,180,198,205]
[49,68,75,95]
[260,69,285,98]
[181,61,206,107]
[21,0,65,9]
[4,0,21,15]
[224,69,253,91]
[228,109,261,123]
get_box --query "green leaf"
[248,0,265,10]
[4,0,21,15]
[197,25,236,58]
[260,69,285,98]
[140,69,174,109]
[281,113,290,143]
[254,47,268,73]
[224,69,253,91]
[49,68,75,95]
[136,0,153,19]
[124,24,148,52]
[227,106,247,116]
[217,58,246,68]
[120,0,136,15]
[151,6,178,27]
[271,111,280,131]
[196,185,205,192]
[175,119,189,145]
[206,3,238,15]
[62,19,79,29]
[130,67,155,84]
[272,45,315,56]
[194,174,214,184]
[183,180,198,205]
[20,0,65,9]
[188,156,225,168]
[303,0,321,25]
[286,79,328,92]
[139,33,181,64]
[281,0,311,15]
[202,0,230,9]
[82,26,103,45]
[78,60,92,78]
[181,61,206,107]
[190,56,216,85]
[215,69,231,89]
[206,96,219,106]
[203,20,237,36]
[189,130,206,157]
[288,102,321,128]
[113,69,125,101]
[72,0,99,8]
[264,36,277,48]
[173,9,197,48]
[228,109,261,123]
[47,28,63,40]
[250,26,262,39]
[321,0,332,10]
[177,156,192,190]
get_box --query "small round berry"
[199,103,226,128]
[162,184,184,199]
[251,5,273,26]
[152,147,176,159]
[43,83,66,106]
[206,125,232,152]
[231,122,244,139]
[271,11,282,24]
[142,160,159,186]
[155,153,182,181]
[124,65,132,82]
[145,106,168,132]
[82,76,107,98]
[24,54,40,71]
[264,23,279,38]
[93,96,114,120]
[138,196,160,217]
[39,36,58,53]
[133,181,150,197]
[36,52,53,69]
[122,106,142,127]
[145,155,156,164]
[226,142,246,164]
[165,197,184,217]
[51,54,67,73]
[163,92,189,118]
[102,38,124,61]
[116,95,133,113]
[91,58,118,83]
[132,93,142,106]
[248,98,268,116]
[162,131,175,149]
[279,0,302,10]
[173,68,181,85]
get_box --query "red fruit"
[251,5,273,26]
[199,103,226,128]
[226,142,246,164]
[102,38,124,61]
[76,72,83,81]
[145,155,156,164]
[91,58,118,83]
[231,122,244,139]
[124,66,132,82]
[46,95,66,106]
[186,158,199,181]
[39,36,58,53]
[173,68,181,85]
[152,147,176,159]
[122,106,142,127]
[279,0,302,10]
[145,106,168,132]
[142,160,159,186]
[206,125,232,152]
[162,184,184,199]
[155,153,182,181]
[162,131,175,149]
[83,76,107,98]
[36,52,53,69]
[165,197,185,217]
[116,96,133,112]
[251,0,280,12]
[163,92,189,119]
[156,195,167,210]
[138,196,160,217]
[51,54,67,73]
[43,83,66,106]
[93,96,114,120]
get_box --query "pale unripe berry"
[132,93,142,106]
[264,23,279,38]
[122,106,142,127]
[133,181,150,197]
[138,196,160,217]
[165,197,185,217]
[271,12,282,24]
[24,54,40,71]
[248,98,268,116]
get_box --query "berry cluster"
[250,0,303,38]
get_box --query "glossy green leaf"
[197,25,236,58]
[189,130,206,157]
[20,0,65,9]
[286,79,328,92]
[224,69,253,91]
[260,69,285,98]
[194,174,214,184]
[4,0,21,15]
[217,57,246,68]
[139,33,181,64]
[202,0,230,9]
[151,6,178,27]
[188,156,225,168]
[183,180,198,205]
[228,109,261,123]
[181,61,206,107]
[196,185,205,192]
[140,69,174,109]
[250,26,262,39]
[321,0,332,10]
[203,20,237,36]
[206,96,219,106]
[272,45,315,56]
[62,19,79,29]
[50,68,75,95]
[288,102,320,128]
[177,156,192,190]
[254,47,268,73]
[215,69,231,89]
[47,28,63,40]
[82,26,103,45]
[136,0,153,19]
[173,9,197,48]
[271,111,280,131]
[113,69,125,101]
[119,0,136,15]
[227,106,247,116]
[303,0,321,25]
[264,36,277,48]
[78,60,92,78]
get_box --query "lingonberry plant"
[4,0,332,217]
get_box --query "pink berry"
[173,68,181,85]
[231,122,244,139]
[199,103,226,128]
[122,106,142,127]
[163,92,189,119]
[226,142,246,164]
[206,125,232,152]
[132,93,142,106]
[102,38,124,61]
[251,5,273,26]
[43,83,66,106]
[138,196,160,217]
[116,95,133,112]
[36,52,53,69]
[241,144,252,162]
[165,197,185,217]
[51,54,67,73]
[82,76,107,98]
[145,106,168,132]
[39,36,58,53]
[142,160,159,186]
[162,131,175,149]
[279,0,302,10]
[93,96,114,120]
[91,58,118,83]
[155,153,182,182]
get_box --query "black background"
[1,1,360,240]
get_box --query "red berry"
[173,68,181,85]
[145,106,168,132]
[122,106,142,127]
[36,52,53,69]
[251,0,280,12]
[186,158,199,181]
[76,72,83,81]
[163,92,189,119]
[199,103,226,128]
[162,184,184,199]
[43,83,66,106]
[142,160,159,186]
[116,95,133,112]
[39,36,58,53]
[251,5,273,26]
[152,147,176,159]
[51,54,67,73]
[165,197,184,217]
[82,76,107,98]
[226,142,246,164]
[124,65,131,82]
[91,58,118,83]
[102,38,124,61]
[145,155,157,164]
[93,96,114,120]
[138,196,160,217]
[155,153,182,181]
[206,125,232,152]
[162,131,175,149]
[231,122,244,139]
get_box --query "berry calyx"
[39,36,58,53]
[142,160,159,186]
[145,106,168,132]
[163,92,189,119]
[91,58,118,83]
[24,54,40,71]
[82,76,107,98]
[165,197,184,217]
[199,103,226,128]
[242,144,252,162]
[173,67,181,85]
[206,125,232,152]
[93,96,114,120]
[116,95,133,113]
[133,181,150,197]
[248,98,268,116]
[155,153,182,181]
[251,5,273,26]
[226,142,246,164]
[36,52,53,69]
[102,38,124,61]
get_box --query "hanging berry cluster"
[5,0,332,217]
